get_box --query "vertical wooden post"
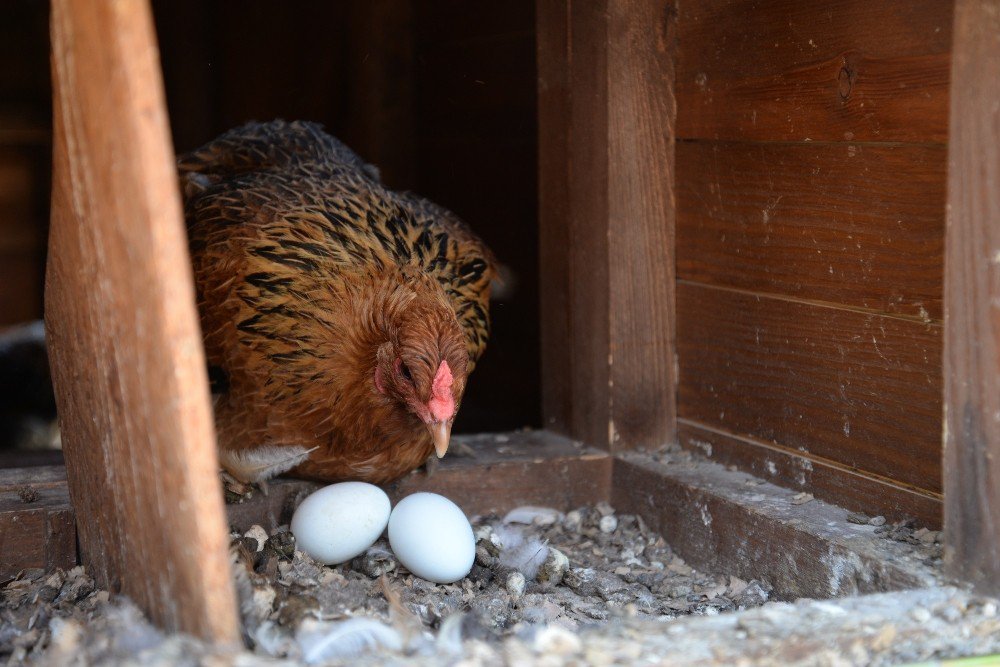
[944,0,1000,594]
[47,0,240,641]
[538,0,677,450]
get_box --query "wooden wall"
[674,0,952,526]
[0,1,50,327]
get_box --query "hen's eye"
[400,363,413,382]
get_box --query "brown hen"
[180,121,496,484]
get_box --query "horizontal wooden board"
[677,283,941,492]
[676,0,952,142]
[0,467,76,580]
[677,420,941,527]
[227,431,612,532]
[612,454,939,600]
[676,140,945,320]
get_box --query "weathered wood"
[539,0,677,450]
[678,283,942,492]
[677,421,942,528]
[677,141,945,320]
[0,466,75,580]
[943,0,1000,595]
[676,0,953,142]
[46,0,239,641]
[612,453,940,600]
[537,0,572,433]
[227,432,613,533]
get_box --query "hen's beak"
[427,421,451,458]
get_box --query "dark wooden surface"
[0,465,75,580]
[677,141,945,320]
[538,0,677,451]
[943,0,1000,595]
[677,421,942,528]
[46,0,238,641]
[678,283,942,493]
[676,0,952,143]
[536,0,572,434]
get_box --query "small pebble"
[846,512,870,525]
[532,625,582,655]
[537,547,569,587]
[564,510,583,532]
[599,515,618,533]
[243,525,268,552]
[506,572,526,600]
[868,516,887,527]
[910,607,932,623]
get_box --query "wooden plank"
[677,283,942,492]
[538,0,677,449]
[605,0,677,449]
[536,0,572,433]
[228,431,613,532]
[677,420,942,528]
[943,0,1000,595]
[565,0,612,446]
[612,453,939,600]
[676,0,953,143]
[0,471,76,580]
[677,141,945,321]
[46,0,239,642]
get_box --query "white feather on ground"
[492,524,549,580]
[219,445,317,482]
[503,506,564,526]
[295,617,402,663]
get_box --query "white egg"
[388,492,475,584]
[290,482,390,565]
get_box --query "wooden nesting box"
[2,0,999,645]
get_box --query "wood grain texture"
[606,0,677,449]
[538,0,677,449]
[612,454,938,600]
[46,0,239,641]
[677,420,942,528]
[536,0,572,433]
[676,0,953,142]
[677,140,945,320]
[943,0,1000,595]
[0,466,75,580]
[205,432,611,536]
[565,0,612,446]
[678,283,942,492]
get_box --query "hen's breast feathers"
[181,121,497,379]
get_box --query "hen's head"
[373,293,468,458]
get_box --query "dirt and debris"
[1,499,998,665]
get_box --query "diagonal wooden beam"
[46,0,239,642]
[943,0,1000,595]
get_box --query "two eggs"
[290,482,475,584]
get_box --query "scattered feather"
[492,524,549,580]
[435,613,465,656]
[220,445,318,482]
[503,506,563,526]
[295,617,402,663]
